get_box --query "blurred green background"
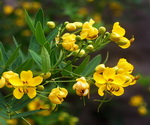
[0,0,150,125]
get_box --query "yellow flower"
[115,58,134,74]
[93,67,126,96]
[3,5,14,15]
[6,119,18,125]
[61,33,78,51]
[73,77,89,97]
[28,98,51,116]
[2,71,19,88]
[0,77,5,88]
[80,19,99,40]
[9,70,43,99]
[110,22,134,49]
[138,106,148,115]
[129,95,144,107]
[49,87,68,104]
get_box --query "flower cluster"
[93,58,137,96]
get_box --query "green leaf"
[34,8,44,28]
[41,47,51,73]
[0,49,3,63]
[15,59,34,73]
[73,56,90,74]
[61,60,72,76]
[29,50,42,69]
[0,93,7,110]
[10,97,34,112]
[28,36,40,52]
[12,36,25,61]
[0,116,7,124]
[0,112,9,119]
[35,21,47,46]
[25,10,36,34]
[5,46,20,69]
[81,55,101,76]
[11,109,47,118]
[0,42,8,62]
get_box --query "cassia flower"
[61,33,78,51]
[0,77,5,88]
[73,77,89,97]
[80,19,99,40]
[110,22,134,49]
[49,87,68,104]
[9,70,43,99]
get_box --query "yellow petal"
[113,74,126,85]
[13,88,24,99]
[111,86,124,96]
[28,76,43,86]
[93,72,106,84]
[112,22,125,37]
[103,68,115,80]
[49,93,62,104]
[27,88,36,99]
[9,76,23,86]
[20,70,33,82]
[98,84,107,96]
[0,77,5,88]
[119,40,130,49]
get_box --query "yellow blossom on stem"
[80,19,99,40]
[73,77,89,97]
[94,67,126,96]
[110,22,134,49]
[49,87,68,104]
[3,5,14,15]
[129,95,144,107]
[9,70,43,99]
[61,33,78,51]
[0,77,5,88]
[2,71,19,88]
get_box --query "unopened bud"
[130,36,135,43]
[99,26,106,34]
[66,23,76,31]
[74,22,83,28]
[47,21,55,29]
[40,72,51,79]
[87,40,93,44]
[117,37,128,45]
[110,32,120,42]
[86,44,94,51]
[95,64,105,73]
[37,85,44,91]
[76,35,81,41]
[75,49,85,57]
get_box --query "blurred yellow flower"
[49,87,68,104]
[73,77,89,97]
[138,106,148,115]
[61,33,78,51]
[78,7,88,16]
[22,1,41,11]
[129,95,144,107]
[9,70,43,99]
[3,5,14,15]
[6,119,18,125]
[21,29,32,37]
[28,98,51,116]
[80,19,99,40]
[93,13,102,23]
[15,18,26,27]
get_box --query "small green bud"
[64,21,69,26]
[99,26,106,34]
[86,44,94,51]
[47,21,55,29]
[75,49,85,57]
[87,40,93,44]
[36,85,44,91]
[76,35,81,41]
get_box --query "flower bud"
[110,32,120,42]
[40,72,51,79]
[66,23,76,31]
[86,44,94,51]
[99,26,106,34]
[76,35,81,41]
[87,40,93,44]
[75,49,85,57]
[74,22,83,28]
[36,85,45,91]
[47,21,55,29]
[95,64,105,73]
[117,37,129,45]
